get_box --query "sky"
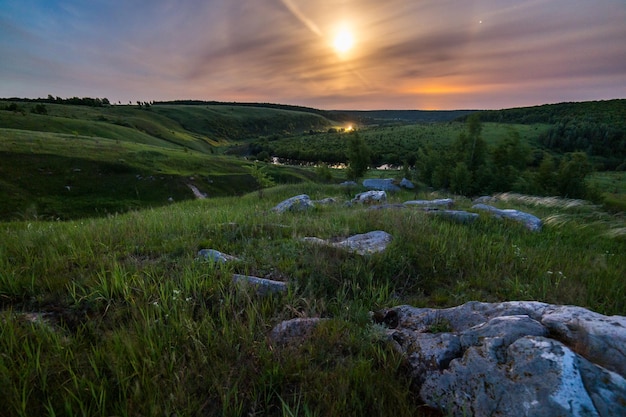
[1,0,625,110]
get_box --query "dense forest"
[470,100,626,169]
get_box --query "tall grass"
[0,184,624,416]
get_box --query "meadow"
[1,183,625,416]
[1,99,625,415]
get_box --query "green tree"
[315,163,333,182]
[556,152,591,198]
[450,115,488,194]
[491,128,529,191]
[247,162,275,199]
[31,104,48,115]
[534,153,557,195]
[450,162,472,195]
[345,132,371,181]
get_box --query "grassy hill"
[0,101,338,220]
[0,100,334,150]
[0,183,624,416]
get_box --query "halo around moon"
[333,27,354,55]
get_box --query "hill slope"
[0,100,335,151]
[0,183,624,415]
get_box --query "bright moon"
[333,28,354,54]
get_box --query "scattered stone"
[473,195,499,204]
[339,181,358,187]
[363,178,401,192]
[271,194,315,213]
[270,317,326,346]
[352,190,387,204]
[187,184,207,199]
[472,203,543,231]
[378,301,626,417]
[314,197,338,205]
[303,230,392,255]
[367,204,407,211]
[197,249,239,263]
[6,312,58,333]
[232,274,287,296]
[399,178,415,189]
[426,209,479,224]
[404,198,454,208]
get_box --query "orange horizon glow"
[1,1,625,110]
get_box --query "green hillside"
[0,100,334,150]
[0,183,624,416]
[0,100,339,220]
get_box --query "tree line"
[415,115,594,199]
[1,95,111,107]
[467,100,626,170]
[339,115,595,200]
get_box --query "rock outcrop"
[404,198,454,208]
[272,194,315,213]
[303,230,393,255]
[426,209,479,224]
[363,178,401,192]
[376,301,626,417]
[400,178,415,189]
[352,190,387,204]
[270,318,326,346]
[197,249,239,263]
[232,274,288,296]
[313,197,338,205]
[472,203,542,231]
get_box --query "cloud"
[1,0,625,108]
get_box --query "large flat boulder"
[363,178,401,192]
[425,209,479,224]
[377,301,626,417]
[232,274,287,296]
[472,203,543,231]
[272,194,315,213]
[404,198,454,208]
[352,190,387,204]
[303,230,393,255]
[197,249,239,263]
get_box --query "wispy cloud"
[0,0,625,109]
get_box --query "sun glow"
[333,27,354,55]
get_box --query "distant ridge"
[329,109,478,124]
[468,99,626,124]
[153,100,344,120]
[152,100,478,124]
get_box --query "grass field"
[0,183,624,416]
[1,99,625,415]
[0,128,317,220]
[589,171,626,212]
